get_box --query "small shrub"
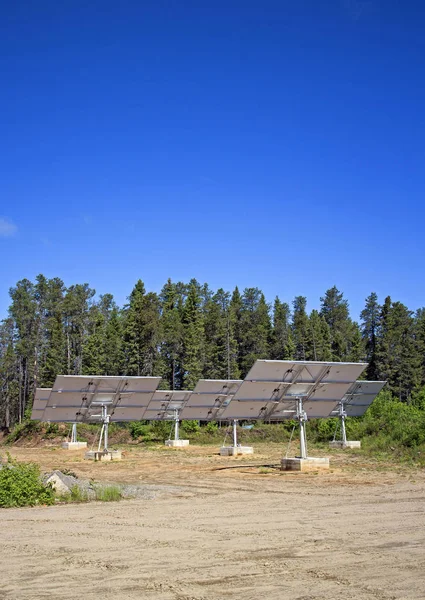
[0,455,55,508]
[180,420,200,435]
[204,421,218,434]
[130,422,153,441]
[43,422,60,438]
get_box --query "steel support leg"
[71,423,77,443]
[174,410,180,442]
[297,398,308,459]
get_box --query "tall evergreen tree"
[182,282,204,389]
[292,296,309,360]
[415,308,425,386]
[360,292,381,379]
[0,318,19,429]
[306,309,332,361]
[320,286,353,361]
[40,278,67,387]
[270,298,294,360]
[159,279,184,389]
[122,280,161,376]
[238,288,271,376]
[376,297,421,401]
[63,283,95,375]
[203,289,239,379]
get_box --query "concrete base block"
[85,450,122,462]
[281,457,330,471]
[329,440,361,449]
[220,446,254,456]
[61,441,87,450]
[165,439,190,447]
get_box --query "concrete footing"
[165,439,190,447]
[281,457,330,471]
[85,450,122,462]
[61,441,88,450]
[220,446,254,456]
[329,440,361,449]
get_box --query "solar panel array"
[31,360,385,424]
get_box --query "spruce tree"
[271,298,294,360]
[376,297,421,400]
[415,308,425,386]
[159,279,184,389]
[122,280,161,376]
[360,292,381,379]
[306,309,332,361]
[292,296,309,360]
[203,289,239,379]
[182,282,204,389]
[239,288,271,376]
[103,306,124,375]
[320,286,353,361]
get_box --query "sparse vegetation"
[94,485,122,502]
[59,485,89,503]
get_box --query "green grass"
[60,485,89,503]
[94,485,122,502]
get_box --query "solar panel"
[44,375,162,423]
[144,390,192,420]
[332,380,386,417]
[221,360,367,421]
[180,379,242,420]
[31,388,51,421]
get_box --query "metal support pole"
[233,419,238,448]
[102,405,110,453]
[98,425,104,452]
[71,423,77,444]
[340,402,347,445]
[297,397,308,459]
[174,409,179,442]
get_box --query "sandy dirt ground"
[1,443,425,600]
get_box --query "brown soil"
[1,443,425,599]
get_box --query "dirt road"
[1,444,424,599]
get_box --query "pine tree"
[415,308,425,386]
[8,279,37,422]
[122,280,161,376]
[159,279,184,389]
[360,292,381,379]
[0,318,19,429]
[376,297,421,401]
[103,306,124,375]
[82,305,106,375]
[270,298,294,360]
[182,282,204,389]
[292,296,309,360]
[306,309,332,361]
[203,289,239,379]
[40,278,66,387]
[348,322,364,363]
[229,287,243,373]
[63,284,95,375]
[320,286,353,361]
[238,288,271,376]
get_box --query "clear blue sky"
[1,0,424,321]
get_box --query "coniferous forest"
[0,274,424,431]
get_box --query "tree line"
[0,275,424,429]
